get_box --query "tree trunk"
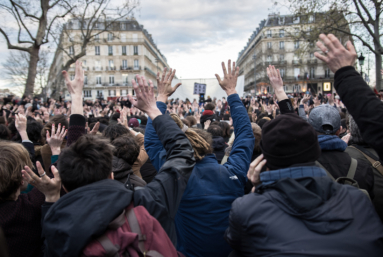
[375,51,382,91]
[24,46,40,97]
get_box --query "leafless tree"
[49,0,139,98]
[0,0,74,96]
[285,0,383,90]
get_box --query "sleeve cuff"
[51,155,59,164]
[22,139,33,144]
[227,94,240,105]
[334,66,356,80]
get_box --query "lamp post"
[358,53,365,77]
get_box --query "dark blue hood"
[318,134,347,151]
[43,179,133,257]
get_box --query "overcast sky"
[0,0,287,90]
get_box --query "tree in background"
[0,0,74,96]
[286,0,383,90]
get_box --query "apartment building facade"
[47,18,169,101]
[237,13,350,96]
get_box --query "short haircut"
[207,125,223,137]
[223,114,231,121]
[218,121,231,138]
[27,121,43,144]
[0,141,33,200]
[112,135,139,165]
[103,124,129,142]
[58,135,114,192]
[185,116,197,127]
[98,117,109,126]
[111,112,120,121]
[204,103,215,111]
[181,119,191,127]
[257,118,269,128]
[139,115,148,126]
[0,125,10,140]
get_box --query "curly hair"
[170,113,212,161]
[111,135,139,165]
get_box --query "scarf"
[202,110,214,116]
[317,135,347,152]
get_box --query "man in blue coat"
[145,61,255,257]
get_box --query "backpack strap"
[315,161,335,180]
[350,145,383,175]
[346,158,358,180]
[97,234,120,257]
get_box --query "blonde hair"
[0,141,33,201]
[170,113,213,161]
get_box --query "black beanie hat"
[260,113,321,170]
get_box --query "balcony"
[144,66,157,77]
[93,66,103,71]
[106,66,116,71]
[292,60,302,65]
[307,59,318,64]
[133,66,141,71]
[120,66,133,71]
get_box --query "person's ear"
[335,126,342,136]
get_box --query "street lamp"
[358,53,365,77]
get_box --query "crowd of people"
[1,34,383,257]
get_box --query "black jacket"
[211,136,226,163]
[41,114,195,257]
[318,151,374,197]
[225,176,383,256]
[112,155,147,187]
[335,66,383,161]
[200,113,218,129]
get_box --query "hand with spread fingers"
[118,109,129,129]
[129,75,162,120]
[267,65,287,101]
[157,67,182,103]
[62,61,84,115]
[247,154,267,192]
[215,60,239,96]
[22,162,61,203]
[314,34,357,73]
[87,122,100,135]
[47,123,67,155]
[15,113,29,141]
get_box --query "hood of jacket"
[112,155,134,183]
[258,175,353,235]
[212,136,226,151]
[43,179,133,257]
[318,134,347,151]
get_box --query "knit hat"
[128,118,139,128]
[260,113,321,170]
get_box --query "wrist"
[19,131,29,141]
[157,94,168,103]
[146,107,162,121]
[51,147,61,155]
[225,90,237,96]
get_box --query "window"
[280,68,285,78]
[133,34,138,42]
[82,60,87,66]
[283,85,288,92]
[96,76,102,85]
[122,60,127,69]
[68,33,74,42]
[133,45,138,55]
[109,76,114,85]
[109,90,116,96]
[95,46,100,55]
[310,53,314,59]
[122,46,127,55]
[108,33,113,41]
[70,74,75,80]
[309,41,314,48]
[267,55,272,62]
[69,46,74,55]
[308,15,314,23]
[267,42,272,49]
[279,41,284,49]
[293,16,300,24]
[121,34,126,42]
[108,46,113,55]
[121,23,126,30]
[95,22,100,29]
[267,30,272,38]
[279,54,284,61]
[95,34,99,42]
[294,41,300,49]
[325,68,331,78]
[295,28,299,36]
[122,74,129,84]
[84,75,88,85]
[279,29,285,38]
[293,84,301,92]
[121,89,127,96]
[310,67,315,78]
[134,59,139,69]
[279,17,285,25]
[109,60,114,68]
[97,90,103,97]
[83,90,91,97]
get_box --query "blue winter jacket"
[145,93,255,257]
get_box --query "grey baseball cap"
[308,104,341,135]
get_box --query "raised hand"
[118,108,129,128]
[341,133,351,144]
[267,65,287,101]
[247,154,267,192]
[47,123,67,155]
[15,114,29,141]
[314,34,357,73]
[215,60,238,96]
[62,61,84,115]
[204,120,211,130]
[129,75,162,120]
[22,162,61,203]
[300,95,310,105]
[157,67,182,102]
[88,122,100,135]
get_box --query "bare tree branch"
[0,28,30,52]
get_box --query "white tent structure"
[170,75,245,101]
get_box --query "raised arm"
[267,65,294,114]
[215,60,255,185]
[144,68,182,171]
[128,74,194,244]
[62,61,86,146]
[314,34,383,160]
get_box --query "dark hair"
[111,135,139,165]
[185,116,197,127]
[27,121,43,144]
[222,114,231,121]
[7,121,17,137]
[0,117,5,125]
[98,117,109,126]
[339,111,346,120]
[217,121,231,138]
[111,112,120,121]
[0,125,10,140]
[207,125,223,137]
[58,135,114,192]
[341,119,347,131]
[132,127,144,134]
[204,103,215,111]
[257,118,269,128]
[139,115,148,126]
[181,119,191,127]
[102,124,130,142]
[42,115,69,140]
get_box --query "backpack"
[82,204,185,257]
[316,158,371,200]
[350,145,383,176]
